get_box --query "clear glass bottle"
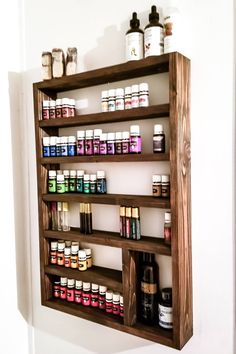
[62,202,70,231]
[51,202,58,230]
[57,202,63,231]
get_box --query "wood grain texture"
[169,52,192,349]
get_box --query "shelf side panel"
[169,52,192,349]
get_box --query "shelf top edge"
[33,55,172,92]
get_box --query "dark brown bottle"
[140,252,159,325]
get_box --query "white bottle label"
[158,304,173,329]
[126,32,144,61]
[144,27,164,57]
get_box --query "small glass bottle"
[70,243,79,269]
[93,128,102,155]
[51,202,58,231]
[125,207,132,239]
[77,130,85,155]
[101,90,109,112]
[61,98,70,118]
[75,280,83,304]
[164,211,171,244]
[91,283,99,308]
[49,100,56,119]
[152,174,162,197]
[124,86,132,109]
[120,206,126,237]
[83,174,90,194]
[63,170,69,192]
[56,98,62,118]
[42,136,50,157]
[84,203,93,234]
[78,250,87,271]
[80,203,85,233]
[76,170,84,193]
[69,170,77,192]
[90,174,97,194]
[129,125,142,154]
[131,84,139,108]
[99,133,108,155]
[48,170,57,193]
[62,202,70,231]
[42,100,50,120]
[49,136,57,157]
[120,295,124,317]
[107,132,115,155]
[131,207,141,240]
[50,241,58,264]
[153,124,165,153]
[69,99,76,117]
[112,292,120,315]
[53,280,61,298]
[85,130,94,155]
[64,246,71,267]
[60,277,67,300]
[60,136,68,157]
[125,12,144,61]
[161,175,170,197]
[56,174,65,193]
[68,135,76,156]
[56,137,61,156]
[97,171,107,194]
[115,88,125,110]
[82,282,91,306]
[57,241,65,266]
[67,278,75,302]
[84,248,92,268]
[122,131,130,154]
[144,5,164,57]
[115,132,122,154]
[139,83,149,107]
[108,89,116,112]
[105,291,113,313]
[158,287,173,329]
[99,285,107,310]
[57,202,63,231]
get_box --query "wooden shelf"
[44,298,174,347]
[44,228,171,256]
[41,153,169,165]
[45,264,122,293]
[43,193,170,208]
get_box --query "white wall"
[20,0,235,354]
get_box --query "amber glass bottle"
[140,252,159,325]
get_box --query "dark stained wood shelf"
[34,55,170,93]
[44,228,171,256]
[44,298,174,347]
[39,104,169,129]
[43,193,170,208]
[41,152,169,165]
[45,264,122,293]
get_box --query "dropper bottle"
[144,5,164,57]
[125,12,144,61]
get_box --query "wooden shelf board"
[43,193,170,208]
[41,153,170,164]
[44,228,171,256]
[45,264,122,293]
[34,55,170,92]
[44,298,174,347]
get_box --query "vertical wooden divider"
[169,52,192,349]
[122,249,139,326]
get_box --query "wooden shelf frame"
[33,52,192,349]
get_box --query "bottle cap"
[122,131,130,139]
[94,128,102,137]
[57,202,62,211]
[101,90,108,98]
[92,283,99,291]
[116,88,124,96]
[130,125,140,135]
[154,124,164,134]
[56,174,65,182]
[57,169,63,175]
[99,285,107,294]
[90,174,97,182]
[115,132,122,140]
[60,136,68,144]
[43,136,50,145]
[165,211,171,222]
[83,282,91,291]
[84,248,92,256]
[161,287,172,303]
[113,292,120,302]
[75,280,83,289]
[105,290,113,300]
[58,242,65,251]
[62,202,69,212]
[162,174,170,183]
[120,206,125,217]
[49,100,56,107]
[152,174,161,183]
[83,174,90,181]
[50,241,58,250]
[63,170,70,177]
[64,246,71,255]
[108,89,116,97]
[100,133,107,141]
[131,207,139,218]
[125,207,132,217]
[80,203,85,213]
[85,130,93,138]
[77,170,85,177]
[67,278,75,287]
[49,170,57,177]
[149,5,160,21]
[77,130,85,138]
[71,244,79,253]
[70,170,76,177]
[60,277,67,286]
[139,82,149,92]
[55,98,62,106]
[120,295,124,304]
[65,240,72,247]
[130,12,140,28]
[62,98,70,105]
[131,84,139,93]
[70,98,75,106]
[71,241,79,246]
[107,132,115,140]
[97,170,105,178]
[68,135,76,143]
[78,250,86,258]
[43,100,50,107]
[50,136,57,145]
[56,137,61,144]
[125,86,132,95]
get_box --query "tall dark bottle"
[140,252,159,325]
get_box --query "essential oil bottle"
[125,12,144,61]
[144,5,164,57]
